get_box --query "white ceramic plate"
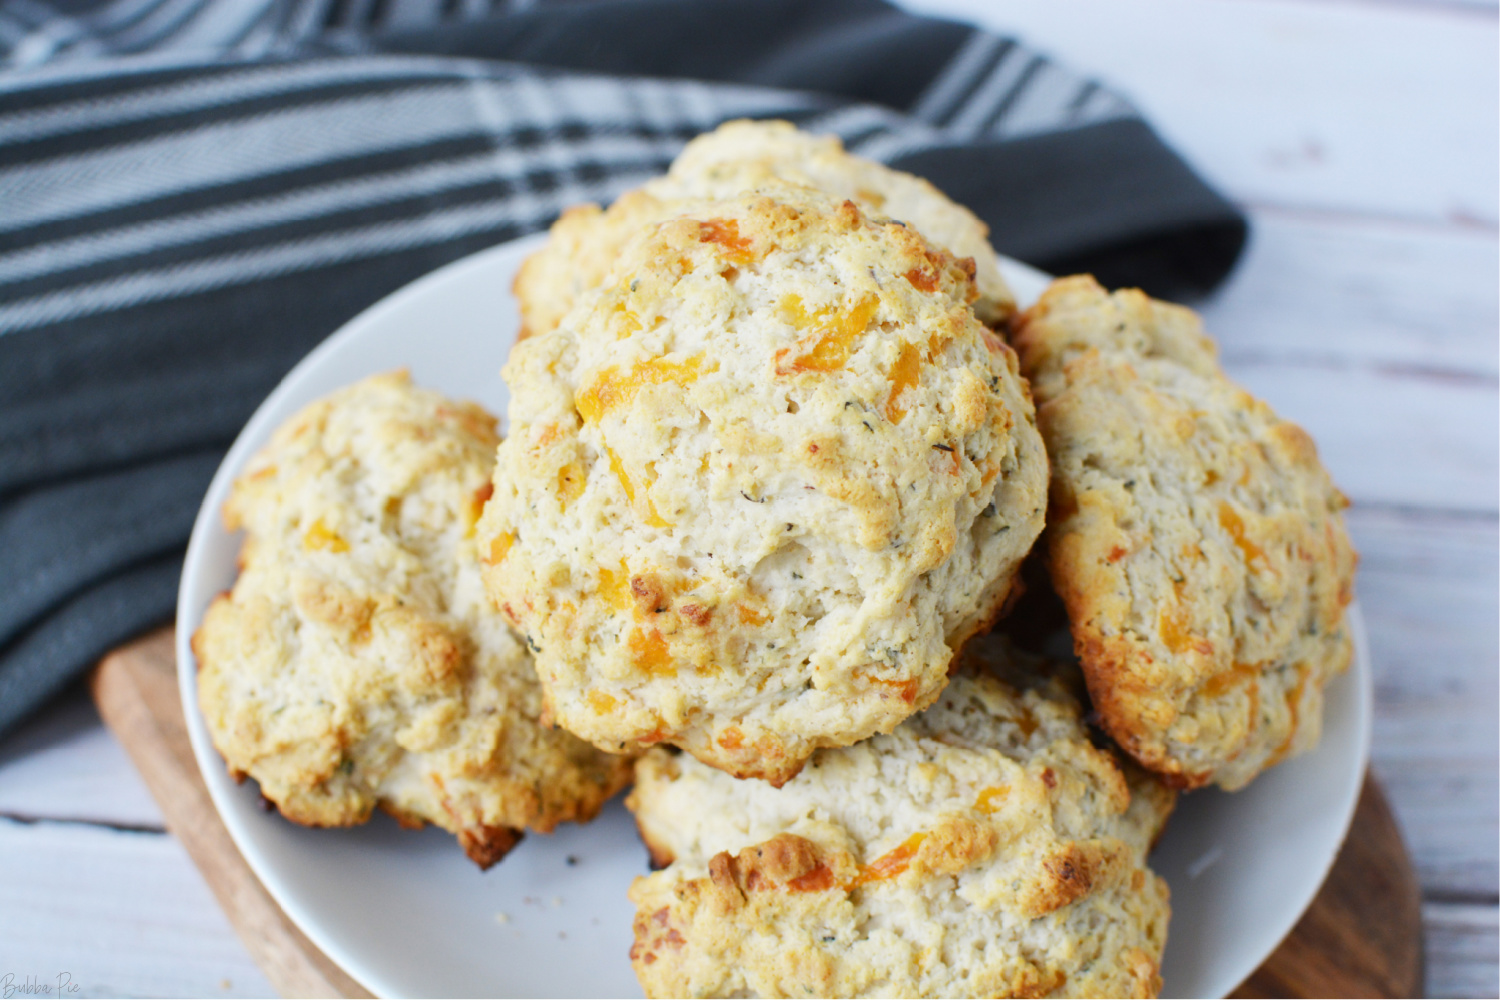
[178,234,1372,999]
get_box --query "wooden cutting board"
[91,625,1423,999]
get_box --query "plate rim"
[175,233,1373,999]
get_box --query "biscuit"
[193,372,633,868]
[1011,275,1358,790]
[625,645,1174,999]
[514,119,1015,340]
[477,190,1048,785]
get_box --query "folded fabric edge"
[891,117,1249,299]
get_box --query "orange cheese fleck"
[717,726,744,750]
[627,626,676,677]
[1218,501,1268,569]
[640,463,671,528]
[884,340,922,423]
[1159,605,1191,654]
[735,603,768,626]
[974,785,1010,815]
[606,446,636,502]
[1203,662,1261,698]
[598,561,632,612]
[857,670,919,703]
[612,303,642,339]
[852,833,927,887]
[786,864,837,893]
[487,531,515,565]
[775,293,879,375]
[605,446,671,528]
[778,293,820,331]
[903,267,938,292]
[304,518,349,553]
[464,481,493,536]
[1158,580,1199,654]
[587,690,618,714]
[699,218,756,264]
[890,678,920,703]
[557,462,586,508]
[576,354,707,422]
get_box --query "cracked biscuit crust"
[625,651,1173,999]
[478,190,1047,785]
[1011,275,1358,791]
[513,119,1016,340]
[192,373,633,868]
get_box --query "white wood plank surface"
[0,817,276,997]
[1424,903,1500,999]
[1,0,1494,996]
[907,0,1500,225]
[1198,209,1499,517]
[1227,360,1497,511]
[1200,209,1498,377]
[1351,506,1500,899]
[0,688,163,830]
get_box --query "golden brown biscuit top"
[194,373,633,866]
[512,119,1016,341]
[1012,275,1357,790]
[479,189,1048,784]
[626,657,1173,999]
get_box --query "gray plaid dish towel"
[0,0,1247,740]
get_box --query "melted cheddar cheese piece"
[775,293,879,375]
[576,354,708,422]
[303,518,349,553]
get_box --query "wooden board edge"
[1230,774,1425,998]
[90,625,373,1000]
